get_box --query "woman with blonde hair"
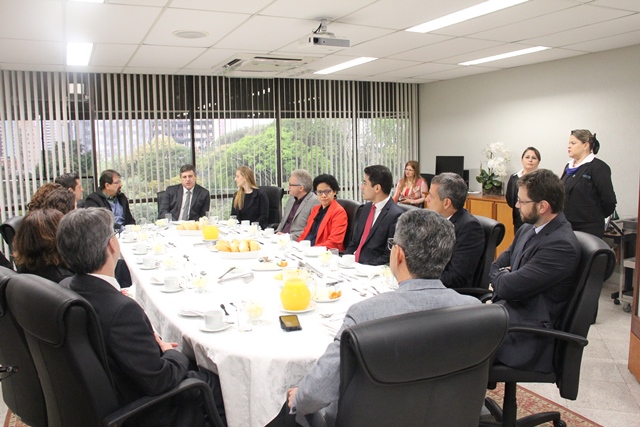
[231,166,269,229]
[392,161,428,207]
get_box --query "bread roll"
[239,240,249,252]
[230,242,240,252]
[249,240,260,251]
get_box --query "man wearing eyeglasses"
[276,169,320,240]
[85,169,136,230]
[268,209,479,427]
[344,165,404,265]
[489,169,580,373]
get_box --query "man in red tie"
[344,165,404,265]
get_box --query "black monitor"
[435,156,464,178]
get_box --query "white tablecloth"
[119,227,377,427]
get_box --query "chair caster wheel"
[553,420,567,427]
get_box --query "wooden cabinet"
[465,194,514,257]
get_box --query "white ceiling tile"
[0,40,64,66]
[377,62,458,79]
[128,45,207,68]
[0,0,64,41]
[390,37,504,62]
[439,43,548,64]
[215,16,314,51]
[124,67,182,75]
[183,49,246,70]
[66,2,163,44]
[319,58,421,77]
[109,0,169,6]
[564,29,640,51]
[470,3,634,43]
[260,0,378,20]
[590,0,640,12]
[524,13,640,47]
[144,9,250,47]
[421,66,500,81]
[91,44,138,67]
[344,31,451,58]
[169,0,273,14]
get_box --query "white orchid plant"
[476,142,511,191]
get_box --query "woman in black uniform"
[561,129,617,238]
[506,147,541,232]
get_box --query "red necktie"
[355,205,376,262]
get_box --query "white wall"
[419,44,640,219]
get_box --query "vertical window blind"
[1,70,418,243]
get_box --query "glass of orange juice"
[202,224,219,241]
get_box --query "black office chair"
[336,198,362,249]
[259,185,285,228]
[335,304,509,427]
[6,274,224,427]
[480,231,616,427]
[0,215,24,266]
[156,190,166,219]
[396,203,420,213]
[456,215,505,300]
[0,267,48,427]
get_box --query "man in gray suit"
[276,169,320,240]
[272,209,479,427]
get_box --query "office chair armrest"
[508,326,588,347]
[268,222,279,229]
[103,378,223,427]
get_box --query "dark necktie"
[181,190,192,220]
[355,205,376,262]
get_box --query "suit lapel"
[562,163,589,194]
[292,193,309,220]
[366,202,388,243]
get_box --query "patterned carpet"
[486,383,603,426]
[4,385,602,426]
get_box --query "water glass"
[165,213,173,224]
[236,300,253,332]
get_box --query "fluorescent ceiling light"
[406,0,528,33]
[67,42,93,66]
[314,57,377,75]
[459,46,550,66]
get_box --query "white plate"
[219,249,263,260]
[203,238,218,243]
[160,287,182,293]
[313,295,342,303]
[249,262,283,271]
[140,265,160,270]
[199,324,232,333]
[338,263,355,269]
[120,239,138,244]
[280,301,317,314]
[177,230,202,236]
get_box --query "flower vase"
[482,185,503,196]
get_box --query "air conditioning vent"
[213,54,315,77]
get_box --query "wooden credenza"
[465,194,514,257]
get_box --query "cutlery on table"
[370,285,381,295]
[218,272,255,284]
[352,288,367,297]
[220,304,230,316]
[218,266,236,280]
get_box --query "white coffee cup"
[299,240,311,249]
[263,228,275,235]
[241,220,250,227]
[142,257,157,269]
[164,276,180,291]
[341,254,355,267]
[204,309,225,330]
[122,232,137,243]
[133,242,147,255]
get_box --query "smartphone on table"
[279,315,302,332]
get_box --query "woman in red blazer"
[298,174,348,251]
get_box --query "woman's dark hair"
[521,147,541,161]
[571,129,600,155]
[42,188,76,214]
[313,174,340,193]
[27,183,63,211]
[13,208,66,270]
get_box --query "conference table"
[118,224,387,427]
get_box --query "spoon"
[218,272,255,284]
[218,266,236,280]
[352,287,367,297]
[220,304,229,316]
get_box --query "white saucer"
[203,238,218,243]
[133,252,147,256]
[140,265,159,270]
[338,263,355,269]
[313,296,342,303]
[199,324,232,333]
[121,239,137,244]
[161,287,182,293]
[280,301,317,314]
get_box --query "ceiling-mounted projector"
[298,19,350,51]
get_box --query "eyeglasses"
[314,189,333,196]
[288,183,302,189]
[516,198,537,205]
[387,238,399,251]
[404,168,414,172]
[111,180,122,185]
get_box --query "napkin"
[320,312,346,335]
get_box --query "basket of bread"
[216,239,262,259]
[176,219,208,236]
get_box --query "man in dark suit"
[427,173,484,288]
[55,171,85,207]
[85,169,135,229]
[56,208,226,427]
[159,164,211,221]
[344,165,404,265]
[489,169,580,373]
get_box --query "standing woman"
[231,166,270,229]
[392,161,428,207]
[505,147,541,232]
[298,174,348,251]
[561,130,617,238]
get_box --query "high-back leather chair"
[0,215,24,266]
[336,304,509,427]
[6,274,224,427]
[336,198,361,249]
[0,267,48,427]
[156,190,166,218]
[472,215,505,289]
[480,231,615,427]
[259,185,285,228]
[396,203,420,213]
